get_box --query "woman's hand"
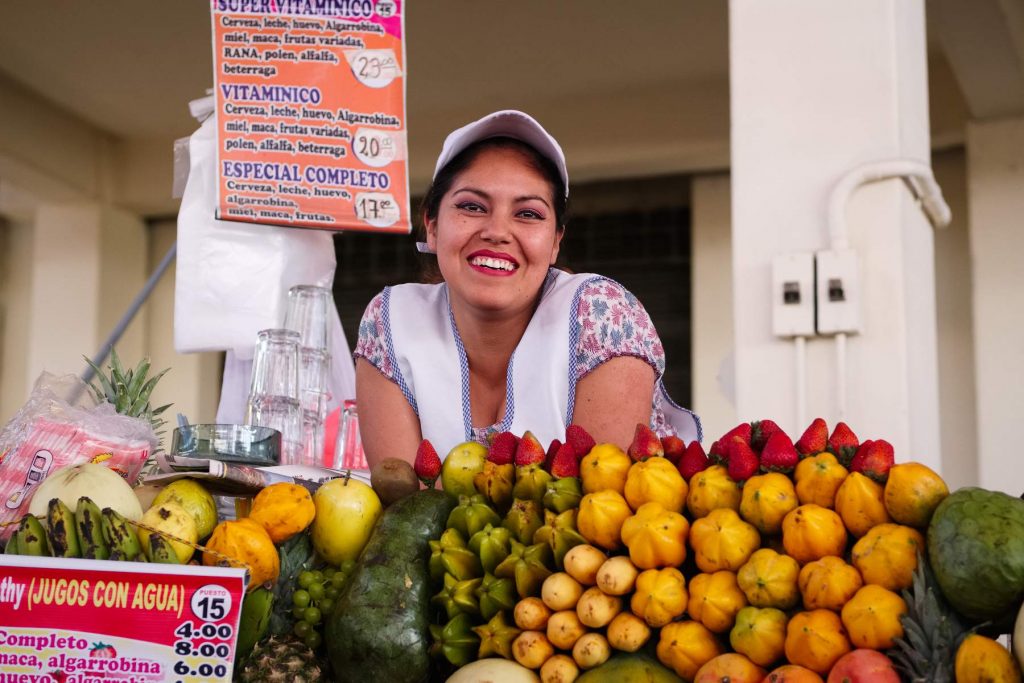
[355,358,423,470]
[571,355,657,451]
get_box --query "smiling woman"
[353,110,701,468]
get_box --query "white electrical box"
[771,253,815,337]
[816,249,862,334]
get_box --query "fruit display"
[414,419,1024,682]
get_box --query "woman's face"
[426,145,563,320]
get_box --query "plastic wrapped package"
[0,373,156,538]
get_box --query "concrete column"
[729,0,941,470]
[691,174,737,433]
[966,117,1024,494]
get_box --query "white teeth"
[470,256,516,271]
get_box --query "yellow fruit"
[781,504,847,565]
[690,507,760,573]
[737,548,800,609]
[620,501,689,569]
[850,523,924,591]
[624,456,688,512]
[883,462,949,528]
[740,473,799,535]
[840,584,906,650]
[311,475,382,565]
[204,517,280,588]
[631,567,688,627]
[694,653,767,683]
[580,443,632,495]
[138,501,199,563]
[687,465,742,519]
[440,441,488,498]
[784,609,851,675]
[688,571,748,633]
[730,606,788,668]
[606,612,651,653]
[798,556,863,612]
[657,621,724,680]
[834,472,890,537]
[248,482,316,544]
[955,634,1022,683]
[152,478,218,540]
[577,490,632,550]
[794,453,848,509]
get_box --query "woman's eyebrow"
[452,187,551,209]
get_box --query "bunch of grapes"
[290,560,355,649]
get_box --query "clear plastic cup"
[284,285,332,351]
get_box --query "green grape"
[323,566,337,579]
[294,620,312,638]
[308,583,325,601]
[292,589,311,608]
[304,630,322,650]
[319,598,335,615]
[297,571,315,589]
[340,559,356,574]
[292,606,305,619]
[330,573,347,588]
[303,606,322,625]
[324,585,340,600]
[311,570,324,582]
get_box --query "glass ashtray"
[170,424,281,466]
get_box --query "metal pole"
[79,240,178,387]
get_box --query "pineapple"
[237,636,324,682]
[888,555,968,682]
[86,348,171,454]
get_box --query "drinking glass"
[248,328,301,399]
[335,400,368,470]
[246,395,302,465]
[284,285,332,351]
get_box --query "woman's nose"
[478,214,513,243]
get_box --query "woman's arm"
[355,358,423,470]
[572,355,656,451]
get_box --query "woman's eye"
[455,201,485,213]
[518,209,545,220]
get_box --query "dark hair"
[415,137,568,282]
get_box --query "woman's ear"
[425,214,438,252]
[550,227,564,265]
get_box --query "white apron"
[384,270,701,452]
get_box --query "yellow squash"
[687,465,742,519]
[688,570,748,633]
[793,453,848,509]
[730,606,788,668]
[690,507,760,573]
[620,501,689,569]
[840,584,906,650]
[783,609,851,675]
[797,556,863,612]
[850,523,924,591]
[631,567,688,627]
[656,620,724,681]
[580,443,632,494]
[737,548,800,609]
[624,456,688,513]
[781,504,847,565]
[740,473,799,535]
[833,472,890,537]
[577,489,632,550]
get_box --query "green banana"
[4,532,20,555]
[75,497,109,560]
[148,534,180,564]
[46,498,80,558]
[16,515,49,556]
[236,587,274,662]
[101,508,141,561]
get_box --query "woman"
[355,110,700,467]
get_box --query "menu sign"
[0,555,246,682]
[211,0,409,233]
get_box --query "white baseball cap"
[432,110,569,197]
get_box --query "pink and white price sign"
[0,555,247,682]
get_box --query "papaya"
[326,489,456,683]
[576,652,683,682]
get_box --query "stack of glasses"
[245,285,333,466]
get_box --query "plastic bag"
[0,373,155,538]
[174,95,337,356]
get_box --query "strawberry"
[565,424,596,458]
[727,438,760,482]
[828,421,860,467]
[849,439,895,482]
[677,440,710,480]
[515,431,546,467]
[89,643,116,659]
[751,419,784,453]
[795,418,829,457]
[49,673,67,683]
[544,438,563,471]
[550,442,580,478]
[759,431,799,474]
[414,440,442,489]
[661,435,686,465]
[709,423,752,464]
[627,423,664,461]
[488,431,519,466]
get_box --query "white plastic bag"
[174,96,337,357]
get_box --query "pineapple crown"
[85,348,171,455]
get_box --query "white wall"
[967,117,1024,494]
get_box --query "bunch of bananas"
[3,497,178,563]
